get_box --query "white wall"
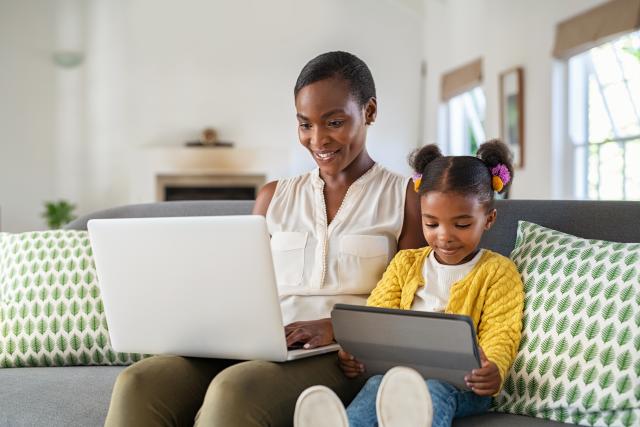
[4,0,610,231]
[0,0,424,232]
[85,0,425,209]
[422,0,607,199]
[0,0,57,232]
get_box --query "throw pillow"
[493,221,639,427]
[0,230,145,367]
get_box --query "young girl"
[294,140,525,427]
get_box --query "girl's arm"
[476,262,525,391]
[366,251,408,309]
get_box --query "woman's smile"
[313,149,341,162]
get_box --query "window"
[567,31,640,200]
[440,87,486,155]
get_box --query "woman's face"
[295,77,375,176]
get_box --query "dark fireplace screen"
[164,186,256,201]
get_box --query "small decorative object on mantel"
[186,127,234,148]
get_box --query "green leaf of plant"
[618,304,632,322]
[599,394,614,411]
[527,377,539,398]
[567,361,581,381]
[552,359,567,377]
[583,366,598,385]
[617,375,632,394]
[554,338,568,357]
[539,357,551,376]
[600,347,615,366]
[563,260,578,277]
[618,326,632,346]
[582,389,596,409]
[538,380,550,400]
[566,384,580,405]
[585,321,600,340]
[617,350,631,371]
[541,336,554,354]
[542,314,555,333]
[601,323,616,343]
[551,383,564,401]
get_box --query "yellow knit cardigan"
[366,247,524,392]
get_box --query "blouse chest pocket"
[270,231,308,287]
[338,234,390,294]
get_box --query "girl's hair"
[294,51,376,107]
[408,139,514,209]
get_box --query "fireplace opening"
[156,173,266,202]
[164,186,256,201]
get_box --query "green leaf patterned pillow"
[0,230,146,367]
[493,221,639,426]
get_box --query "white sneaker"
[376,367,433,427]
[294,385,349,427]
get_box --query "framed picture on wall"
[499,67,524,168]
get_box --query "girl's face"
[420,191,496,265]
[294,77,376,176]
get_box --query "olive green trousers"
[104,353,365,427]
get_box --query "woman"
[105,51,424,427]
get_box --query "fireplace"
[156,173,266,202]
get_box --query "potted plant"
[42,200,77,229]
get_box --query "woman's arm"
[252,181,278,216]
[397,182,426,250]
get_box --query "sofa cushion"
[0,366,124,427]
[0,230,144,367]
[493,221,640,426]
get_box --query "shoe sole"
[294,385,349,427]
[376,366,433,427]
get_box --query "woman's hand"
[465,347,501,396]
[284,318,334,349]
[338,350,365,378]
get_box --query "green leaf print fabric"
[494,221,639,426]
[0,230,145,367]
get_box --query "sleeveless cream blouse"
[266,163,408,324]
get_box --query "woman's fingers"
[285,329,310,347]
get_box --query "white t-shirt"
[411,249,485,312]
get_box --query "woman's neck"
[319,149,375,188]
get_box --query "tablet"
[331,304,480,389]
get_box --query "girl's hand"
[284,318,334,349]
[465,347,501,396]
[338,350,365,378]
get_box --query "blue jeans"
[346,375,492,427]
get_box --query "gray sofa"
[2,199,639,427]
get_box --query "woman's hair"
[294,51,376,106]
[408,139,514,209]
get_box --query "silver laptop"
[331,304,480,389]
[87,215,339,361]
